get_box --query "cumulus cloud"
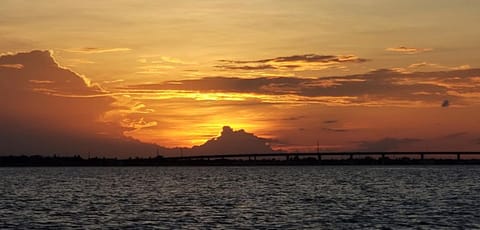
[0,50,159,157]
[63,47,131,54]
[216,54,368,71]
[386,46,433,54]
[0,52,283,157]
[186,126,275,155]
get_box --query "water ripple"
[1,166,479,229]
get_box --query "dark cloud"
[475,138,480,145]
[283,116,306,121]
[125,68,480,106]
[355,138,421,152]
[323,120,338,124]
[214,64,276,70]
[186,126,275,155]
[443,132,468,139]
[323,128,348,133]
[0,50,160,157]
[126,76,304,94]
[442,99,450,107]
[216,54,368,71]
[219,54,368,64]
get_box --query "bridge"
[167,152,480,161]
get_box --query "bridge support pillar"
[457,153,461,161]
[420,153,424,161]
[317,154,322,161]
[349,154,353,160]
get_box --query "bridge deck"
[167,152,480,160]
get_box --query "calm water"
[0,166,479,229]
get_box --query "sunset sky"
[1,0,480,156]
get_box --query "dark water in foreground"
[0,166,479,229]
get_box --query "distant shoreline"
[1,154,480,167]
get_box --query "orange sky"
[1,1,480,156]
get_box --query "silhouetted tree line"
[1,155,480,166]
[0,155,165,167]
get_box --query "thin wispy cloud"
[0,63,23,69]
[386,46,433,54]
[157,56,195,65]
[64,47,132,54]
[392,62,472,74]
[323,120,338,124]
[215,64,276,70]
[216,54,368,71]
[219,54,367,64]
[408,62,441,68]
[323,128,349,133]
[66,58,95,64]
[138,55,196,65]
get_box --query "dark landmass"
[1,153,480,167]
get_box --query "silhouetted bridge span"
[168,152,480,161]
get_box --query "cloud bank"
[125,68,480,107]
[216,54,368,71]
[0,50,158,157]
[0,51,280,157]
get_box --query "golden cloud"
[0,63,24,69]
[63,47,131,54]
[385,46,433,54]
[216,54,368,71]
